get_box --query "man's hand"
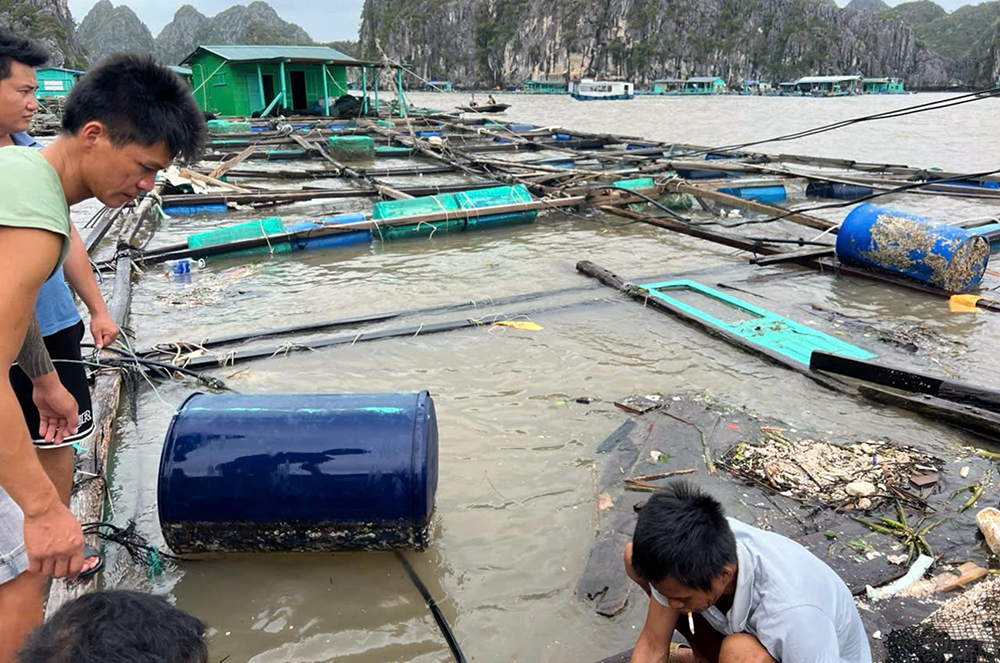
[89,310,119,350]
[23,500,85,578]
[31,372,78,445]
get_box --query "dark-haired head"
[0,27,49,80]
[18,589,208,663]
[62,53,205,163]
[0,28,47,136]
[631,482,738,612]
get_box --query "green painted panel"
[639,280,876,366]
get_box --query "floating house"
[652,78,685,94]
[684,76,726,94]
[35,67,83,99]
[180,45,402,117]
[792,75,862,96]
[572,79,634,100]
[778,81,800,95]
[861,77,905,94]
[424,80,452,92]
[168,66,194,87]
[741,80,773,95]
[524,78,567,94]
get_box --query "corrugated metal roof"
[37,67,84,75]
[181,45,365,65]
[795,75,862,84]
[654,78,684,83]
[687,76,724,83]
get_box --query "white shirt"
[651,518,871,663]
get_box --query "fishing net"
[327,135,375,161]
[886,575,1000,662]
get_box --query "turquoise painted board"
[639,280,876,365]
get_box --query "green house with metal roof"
[180,45,395,117]
[524,79,567,94]
[861,77,905,94]
[168,65,194,87]
[35,67,84,99]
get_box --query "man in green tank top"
[0,50,205,661]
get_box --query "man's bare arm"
[15,314,54,379]
[0,225,84,578]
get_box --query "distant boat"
[572,80,634,101]
[456,103,510,113]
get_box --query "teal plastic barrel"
[836,204,990,292]
[188,217,291,259]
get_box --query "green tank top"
[0,146,71,276]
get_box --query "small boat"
[455,103,510,113]
[572,79,634,101]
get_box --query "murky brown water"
[78,93,1000,662]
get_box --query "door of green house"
[262,75,275,106]
[246,75,263,112]
[290,71,307,110]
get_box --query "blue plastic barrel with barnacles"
[836,204,990,292]
[157,392,438,553]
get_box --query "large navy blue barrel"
[158,392,438,553]
[836,204,990,292]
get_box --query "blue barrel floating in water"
[287,213,371,252]
[676,168,730,180]
[158,392,439,553]
[836,203,990,292]
[718,184,787,203]
[162,203,229,216]
[806,181,873,200]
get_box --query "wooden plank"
[208,144,257,180]
[159,181,502,206]
[752,246,836,265]
[575,260,855,395]
[665,180,837,232]
[600,206,783,255]
[811,351,1000,412]
[857,385,1000,441]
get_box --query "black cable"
[714,166,1000,229]
[394,551,467,663]
[676,87,1000,158]
[600,185,692,222]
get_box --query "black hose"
[395,551,467,663]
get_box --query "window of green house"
[213,72,228,87]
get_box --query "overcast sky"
[66,0,366,42]
[66,0,982,43]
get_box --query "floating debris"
[720,432,940,509]
[886,574,1000,662]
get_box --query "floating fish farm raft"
[65,99,1000,661]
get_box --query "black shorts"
[10,320,94,449]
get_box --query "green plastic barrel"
[613,177,656,191]
[375,146,413,157]
[188,217,291,259]
[379,218,467,241]
[207,120,252,134]
[372,193,460,221]
[455,184,537,229]
[328,135,375,161]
